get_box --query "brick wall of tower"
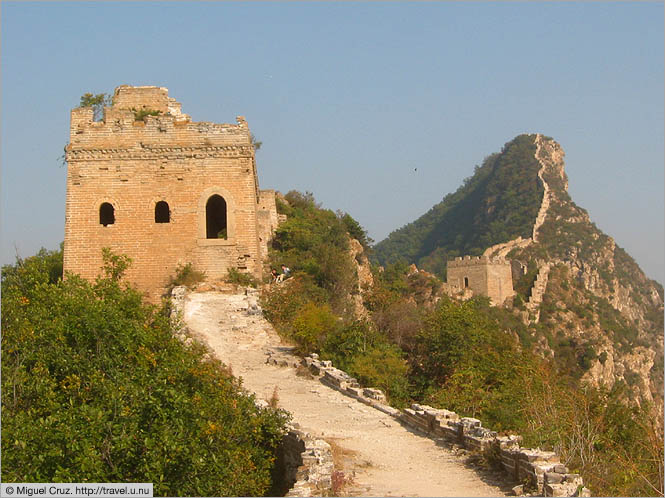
[447,256,515,306]
[64,86,274,302]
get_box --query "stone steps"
[526,263,551,323]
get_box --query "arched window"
[206,195,227,239]
[100,203,115,226]
[155,201,170,223]
[464,277,469,288]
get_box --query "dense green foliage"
[369,264,663,496]
[262,192,412,406]
[373,134,543,277]
[2,248,288,496]
[263,190,663,496]
[226,267,258,288]
[267,191,360,313]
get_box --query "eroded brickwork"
[64,85,277,301]
[447,256,515,305]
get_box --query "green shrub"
[261,274,329,332]
[168,262,206,289]
[290,302,339,354]
[268,191,357,313]
[1,245,63,288]
[1,249,288,495]
[578,344,598,371]
[226,268,258,288]
[79,92,112,121]
[132,108,162,121]
[347,344,411,407]
[599,351,608,365]
[320,321,379,372]
[339,212,373,250]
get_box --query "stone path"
[183,290,508,497]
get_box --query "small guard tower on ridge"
[63,85,278,300]
[447,256,515,306]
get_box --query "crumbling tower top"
[63,85,278,302]
[111,85,187,118]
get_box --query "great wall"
[475,133,559,320]
[171,284,590,497]
[64,88,591,495]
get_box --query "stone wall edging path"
[287,352,590,498]
[171,286,334,498]
[180,287,511,497]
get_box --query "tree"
[79,92,112,121]
[2,248,289,495]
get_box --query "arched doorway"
[206,195,227,239]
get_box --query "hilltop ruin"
[64,85,278,300]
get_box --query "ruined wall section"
[447,256,514,305]
[257,189,279,264]
[300,352,589,497]
[64,86,264,301]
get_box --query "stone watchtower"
[63,85,278,300]
[447,256,515,306]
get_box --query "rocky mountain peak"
[374,133,663,404]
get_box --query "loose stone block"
[544,472,565,484]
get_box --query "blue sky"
[1,2,663,282]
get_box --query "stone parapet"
[280,427,334,497]
[526,263,551,323]
[448,255,508,268]
[299,353,590,497]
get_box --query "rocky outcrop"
[582,346,657,404]
[507,136,664,404]
[348,237,374,318]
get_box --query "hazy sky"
[2,2,663,283]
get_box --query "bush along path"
[181,286,510,497]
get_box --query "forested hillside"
[374,134,663,406]
[374,134,544,277]
[261,190,663,496]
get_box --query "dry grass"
[295,364,315,379]
[268,385,280,408]
[324,438,369,496]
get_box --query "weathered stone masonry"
[296,352,590,497]
[447,255,515,306]
[64,85,278,301]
